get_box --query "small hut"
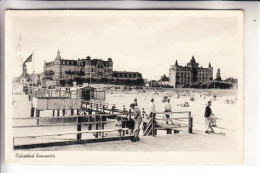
[78,86,105,101]
[79,86,95,101]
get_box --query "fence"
[143,111,193,136]
[13,101,135,150]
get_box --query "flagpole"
[32,51,34,96]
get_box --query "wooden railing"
[143,111,193,136]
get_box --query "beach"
[12,83,239,151]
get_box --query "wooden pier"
[14,87,194,150]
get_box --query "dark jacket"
[204,106,212,118]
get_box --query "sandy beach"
[12,83,239,151]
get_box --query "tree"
[224,77,237,83]
[216,68,222,81]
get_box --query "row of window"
[176,72,191,77]
[113,73,141,78]
[175,68,210,73]
[61,60,84,66]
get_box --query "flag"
[24,53,33,63]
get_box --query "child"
[113,116,123,137]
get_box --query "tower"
[175,59,178,66]
[169,59,178,88]
[54,49,62,81]
[22,63,28,77]
[84,56,92,78]
[107,58,113,79]
[187,56,199,82]
[208,62,213,81]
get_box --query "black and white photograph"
[5,10,243,163]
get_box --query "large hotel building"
[169,56,213,88]
[43,50,143,86]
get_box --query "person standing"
[149,98,156,118]
[134,98,138,106]
[130,103,142,142]
[129,98,138,113]
[164,99,172,124]
[204,101,215,133]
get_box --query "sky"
[10,10,242,80]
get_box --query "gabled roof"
[191,56,196,63]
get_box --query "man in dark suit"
[204,101,215,134]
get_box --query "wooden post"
[77,116,82,141]
[90,103,93,111]
[89,115,92,131]
[188,112,193,133]
[152,113,155,137]
[95,104,99,138]
[101,115,104,137]
[36,109,40,125]
[101,105,105,137]
[31,107,35,117]
[112,104,115,114]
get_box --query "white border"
[1,0,259,173]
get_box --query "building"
[43,50,143,86]
[17,63,31,85]
[169,56,213,88]
[112,71,142,81]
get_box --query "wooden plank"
[14,128,130,139]
[14,136,133,150]
[155,125,188,130]
[12,120,116,128]
[154,111,191,114]
[155,117,188,120]
[13,113,125,120]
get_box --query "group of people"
[114,97,217,142]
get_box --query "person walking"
[164,99,172,124]
[130,103,142,142]
[204,101,216,133]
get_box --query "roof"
[191,56,196,62]
[113,71,141,74]
[79,86,95,90]
[175,60,178,66]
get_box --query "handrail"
[12,113,126,120]
[12,120,117,128]
[14,128,131,139]
[153,111,191,114]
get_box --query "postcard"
[4,10,243,164]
